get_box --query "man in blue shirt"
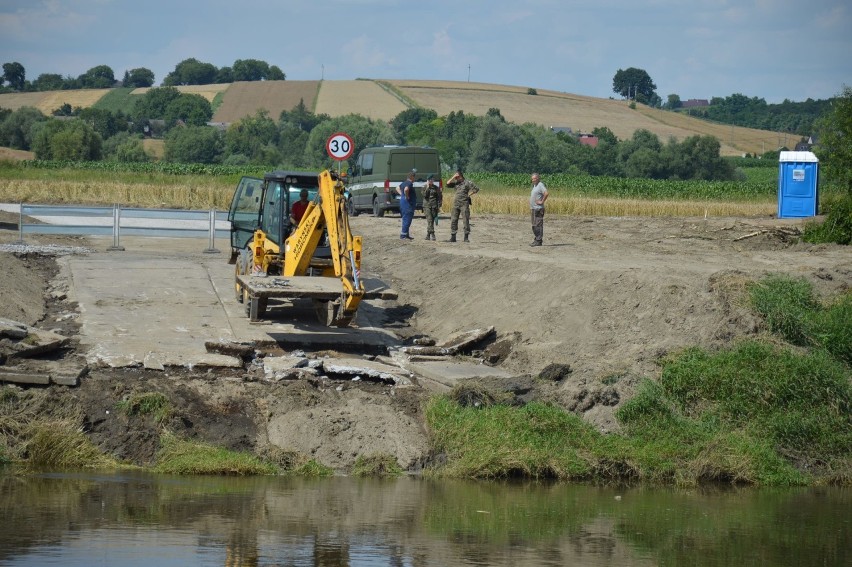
[398,170,416,240]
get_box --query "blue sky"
[1,0,850,103]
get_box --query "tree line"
[612,66,834,137]
[0,58,285,93]
[1,86,741,182]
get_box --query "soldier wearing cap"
[422,174,442,240]
[446,168,479,242]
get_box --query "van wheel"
[372,198,385,218]
[347,197,358,217]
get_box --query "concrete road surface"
[60,236,399,368]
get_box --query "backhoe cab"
[227,170,365,326]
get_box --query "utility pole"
[467,64,470,82]
[321,64,324,80]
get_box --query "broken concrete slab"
[0,368,51,385]
[0,318,29,340]
[4,327,69,358]
[321,357,413,386]
[263,356,309,379]
[136,351,242,370]
[400,358,517,390]
[400,326,495,356]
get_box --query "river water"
[1,471,849,566]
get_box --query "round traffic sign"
[326,132,354,161]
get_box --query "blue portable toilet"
[778,151,819,218]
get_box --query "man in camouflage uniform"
[422,174,442,240]
[446,168,479,242]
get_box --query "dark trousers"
[400,201,414,236]
[531,208,544,243]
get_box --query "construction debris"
[400,326,495,356]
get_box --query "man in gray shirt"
[529,172,548,246]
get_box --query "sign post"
[326,132,354,176]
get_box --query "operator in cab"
[290,189,310,226]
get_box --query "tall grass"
[154,432,277,476]
[750,274,852,364]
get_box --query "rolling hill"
[0,80,792,156]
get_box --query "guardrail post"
[13,202,25,245]
[203,208,220,254]
[107,204,125,251]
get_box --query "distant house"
[578,134,599,148]
[795,136,816,151]
[682,99,710,108]
[550,126,573,134]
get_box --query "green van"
[346,146,442,217]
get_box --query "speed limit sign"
[326,132,354,161]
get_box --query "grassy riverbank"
[427,275,851,486]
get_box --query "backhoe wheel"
[347,197,358,217]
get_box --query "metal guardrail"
[15,204,231,253]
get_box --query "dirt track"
[1,210,850,470]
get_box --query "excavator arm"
[282,170,364,326]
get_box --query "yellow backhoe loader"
[227,169,388,326]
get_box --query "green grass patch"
[290,459,333,477]
[658,341,851,458]
[116,392,172,424]
[92,87,138,114]
[427,397,602,480]
[749,274,852,364]
[351,453,404,477]
[154,432,277,476]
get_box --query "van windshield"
[389,152,440,179]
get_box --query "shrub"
[803,194,852,245]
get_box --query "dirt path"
[1,210,849,469]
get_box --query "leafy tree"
[215,66,234,84]
[78,107,128,138]
[815,85,852,194]
[304,114,397,168]
[164,93,213,126]
[53,103,75,117]
[279,99,328,133]
[2,62,26,91]
[102,131,149,162]
[665,94,682,109]
[486,107,505,121]
[33,73,65,91]
[78,65,115,88]
[390,107,438,142]
[164,125,223,163]
[612,67,657,101]
[268,65,286,80]
[163,58,218,86]
[225,110,279,162]
[232,59,272,82]
[123,68,155,88]
[276,122,310,167]
[31,119,103,160]
[468,116,517,172]
[133,86,182,121]
[0,106,47,149]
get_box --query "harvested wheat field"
[390,80,769,156]
[212,80,319,123]
[314,80,407,121]
[0,89,109,114]
[0,147,34,160]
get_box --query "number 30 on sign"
[326,132,354,161]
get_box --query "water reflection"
[1,471,849,566]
